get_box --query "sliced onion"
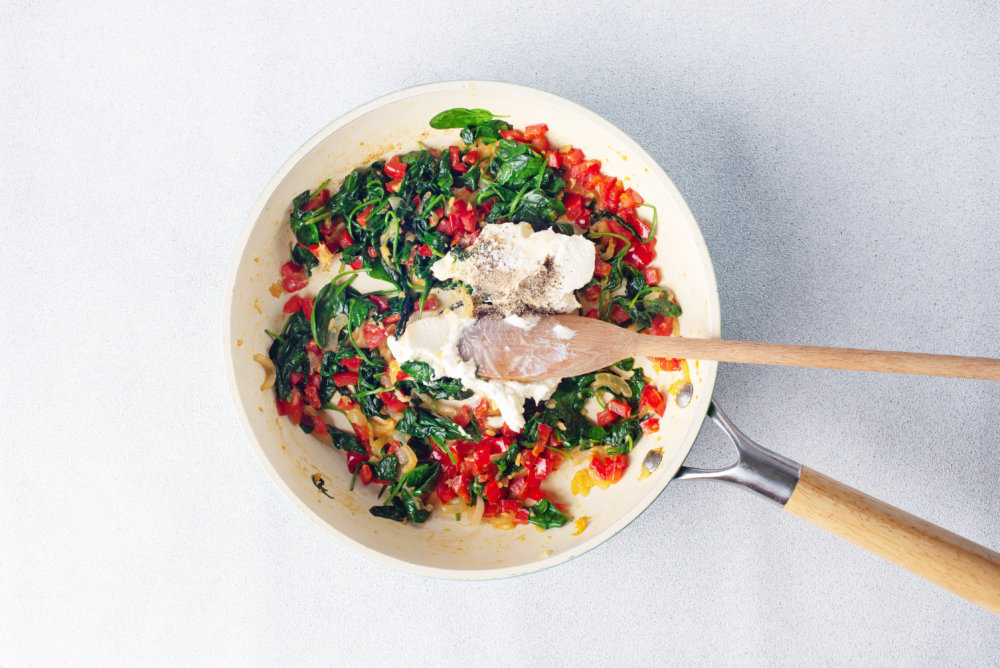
[387,196,403,210]
[327,313,349,349]
[369,415,397,437]
[591,372,632,398]
[253,354,276,390]
[599,238,617,260]
[397,443,418,475]
[469,496,485,525]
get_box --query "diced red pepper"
[532,423,552,456]
[359,464,374,485]
[644,267,660,286]
[383,313,401,325]
[607,399,631,418]
[352,422,370,443]
[514,508,530,525]
[568,159,601,184]
[563,192,588,226]
[649,313,674,337]
[594,256,612,278]
[342,356,362,371]
[384,155,408,179]
[484,480,502,504]
[596,409,617,427]
[624,239,656,270]
[339,230,355,249]
[609,304,630,324]
[523,123,549,139]
[304,373,323,409]
[349,258,361,270]
[584,308,599,319]
[463,150,479,165]
[276,389,303,425]
[619,188,644,209]
[362,322,388,348]
[368,294,390,312]
[499,129,524,142]
[283,295,302,314]
[346,450,367,474]
[448,146,468,173]
[509,476,531,500]
[581,284,602,302]
[436,476,456,504]
[474,441,492,475]
[312,416,328,437]
[289,372,303,387]
[641,417,660,435]
[453,405,472,428]
[332,372,359,387]
[590,452,628,483]
[415,294,440,311]
[301,188,329,212]
[559,147,585,167]
[417,244,434,257]
[639,385,666,417]
[356,204,373,227]
[379,390,407,413]
[386,178,402,194]
[450,473,472,505]
[546,151,560,169]
[280,261,307,293]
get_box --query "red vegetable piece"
[368,294,389,312]
[644,267,660,286]
[609,304,630,324]
[607,399,631,419]
[484,480,502,504]
[384,155,408,179]
[448,146,468,173]
[596,409,617,427]
[359,464,374,485]
[346,450,367,473]
[301,188,329,212]
[332,372,359,387]
[639,385,666,417]
[342,356,362,371]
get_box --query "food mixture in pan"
[257,108,690,530]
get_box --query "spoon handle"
[631,336,1000,381]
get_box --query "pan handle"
[678,402,1000,614]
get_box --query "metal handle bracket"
[675,402,802,505]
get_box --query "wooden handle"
[784,466,1000,613]
[631,336,1000,381]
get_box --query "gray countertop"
[2,1,998,665]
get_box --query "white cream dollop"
[386,311,558,431]
[431,222,596,315]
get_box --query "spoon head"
[458,314,632,381]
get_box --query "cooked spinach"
[399,361,472,400]
[429,108,496,129]
[528,499,569,529]
[396,406,469,447]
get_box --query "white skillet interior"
[223,81,721,578]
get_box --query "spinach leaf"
[399,492,430,523]
[604,418,642,455]
[494,442,522,478]
[370,497,406,522]
[430,108,496,129]
[399,361,473,400]
[454,165,481,191]
[396,406,470,447]
[373,454,398,482]
[329,429,365,454]
[460,119,511,145]
[290,244,319,276]
[509,189,566,229]
[527,499,569,529]
[311,277,356,347]
[402,461,440,497]
[268,311,311,399]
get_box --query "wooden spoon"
[458,314,1000,382]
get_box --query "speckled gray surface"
[2,1,998,665]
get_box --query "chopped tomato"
[509,476,531,500]
[289,372,303,387]
[453,405,472,428]
[283,295,303,314]
[448,146,467,173]
[345,450,367,473]
[594,256,612,278]
[546,150,560,169]
[362,322,388,348]
[379,390,407,413]
[609,304,630,324]
[607,399,631,418]
[590,452,628,483]
[463,150,480,165]
[341,356,362,371]
[474,440,492,475]
[386,178,402,194]
[523,123,549,139]
[450,473,472,505]
[301,188,329,212]
[649,314,674,337]
[312,416,328,437]
[348,258,361,270]
[415,294,440,311]
[368,294,389,312]
[359,464,374,485]
[332,372,359,387]
[584,308,599,319]
[499,129,525,142]
[619,188,644,209]
[383,313,401,325]
[436,476,456,504]
[384,155,408,179]
[568,159,600,183]
[352,422,370,443]
[280,262,307,293]
[514,508,530,525]
[339,230,355,249]
[639,385,666,417]
[532,423,552,456]
[356,204,373,227]
[276,389,303,425]
[484,480,503,504]
[581,284,602,302]
[563,192,589,226]
[304,374,323,409]
[559,146,585,167]
[417,244,434,257]
[641,417,660,435]
[624,239,656,270]
[596,409,617,427]
[644,267,660,286]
